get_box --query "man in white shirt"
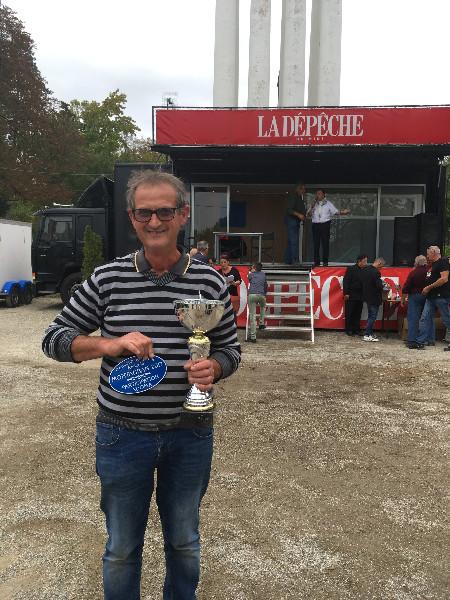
[308,188,350,267]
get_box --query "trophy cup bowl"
[174,297,225,411]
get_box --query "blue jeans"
[284,215,300,264]
[364,304,380,336]
[407,293,426,343]
[96,423,213,600]
[417,296,450,345]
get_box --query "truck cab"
[32,208,106,303]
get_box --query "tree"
[6,199,35,222]
[446,165,450,256]
[0,5,86,210]
[118,137,168,165]
[70,90,140,175]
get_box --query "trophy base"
[183,385,215,412]
[178,407,214,428]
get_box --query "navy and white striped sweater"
[42,252,241,425]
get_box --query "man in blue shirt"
[247,262,268,342]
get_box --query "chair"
[251,232,275,263]
[218,236,247,261]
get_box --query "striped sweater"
[42,250,241,425]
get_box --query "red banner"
[229,266,411,330]
[154,106,450,147]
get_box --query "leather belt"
[96,408,213,432]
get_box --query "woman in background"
[218,255,242,318]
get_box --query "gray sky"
[6,0,450,138]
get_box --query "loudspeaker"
[393,217,417,266]
[415,213,440,253]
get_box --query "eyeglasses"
[132,207,178,222]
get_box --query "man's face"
[128,183,189,253]
[315,190,325,201]
[373,259,383,270]
[427,247,437,262]
[358,257,368,268]
[296,185,306,196]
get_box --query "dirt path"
[0,296,449,599]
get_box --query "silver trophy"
[174,295,225,411]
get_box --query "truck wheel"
[5,284,21,308]
[21,283,33,305]
[60,273,82,305]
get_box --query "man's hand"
[184,358,222,392]
[344,294,349,301]
[105,332,154,360]
[71,331,154,362]
[422,286,430,295]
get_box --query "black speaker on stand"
[415,213,440,253]
[393,217,418,266]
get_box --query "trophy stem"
[184,330,214,411]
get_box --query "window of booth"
[303,188,378,264]
[189,183,425,264]
[191,186,227,255]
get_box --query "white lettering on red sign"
[257,112,364,140]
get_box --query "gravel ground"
[0,295,449,600]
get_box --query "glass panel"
[41,216,73,243]
[380,186,423,216]
[230,184,289,262]
[193,186,227,253]
[303,188,378,263]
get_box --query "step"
[265,302,310,308]
[267,280,309,293]
[263,326,313,332]
[268,290,309,296]
[266,270,311,276]
[265,314,311,321]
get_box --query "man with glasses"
[42,170,241,599]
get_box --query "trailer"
[0,219,34,307]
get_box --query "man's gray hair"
[374,256,386,267]
[126,170,187,210]
[197,240,209,251]
[428,245,441,255]
[414,254,427,267]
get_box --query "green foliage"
[6,200,35,222]
[119,138,167,164]
[445,168,450,257]
[69,90,139,174]
[81,225,104,281]
[0,6,86,208]
[0,7,160,215]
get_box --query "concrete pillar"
[247,0,271,107]
[278,0,307,107]
[307,0,342,106]
[213,0,239,107]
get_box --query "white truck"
[0,219,34,307]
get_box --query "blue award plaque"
[109,356,167,395]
